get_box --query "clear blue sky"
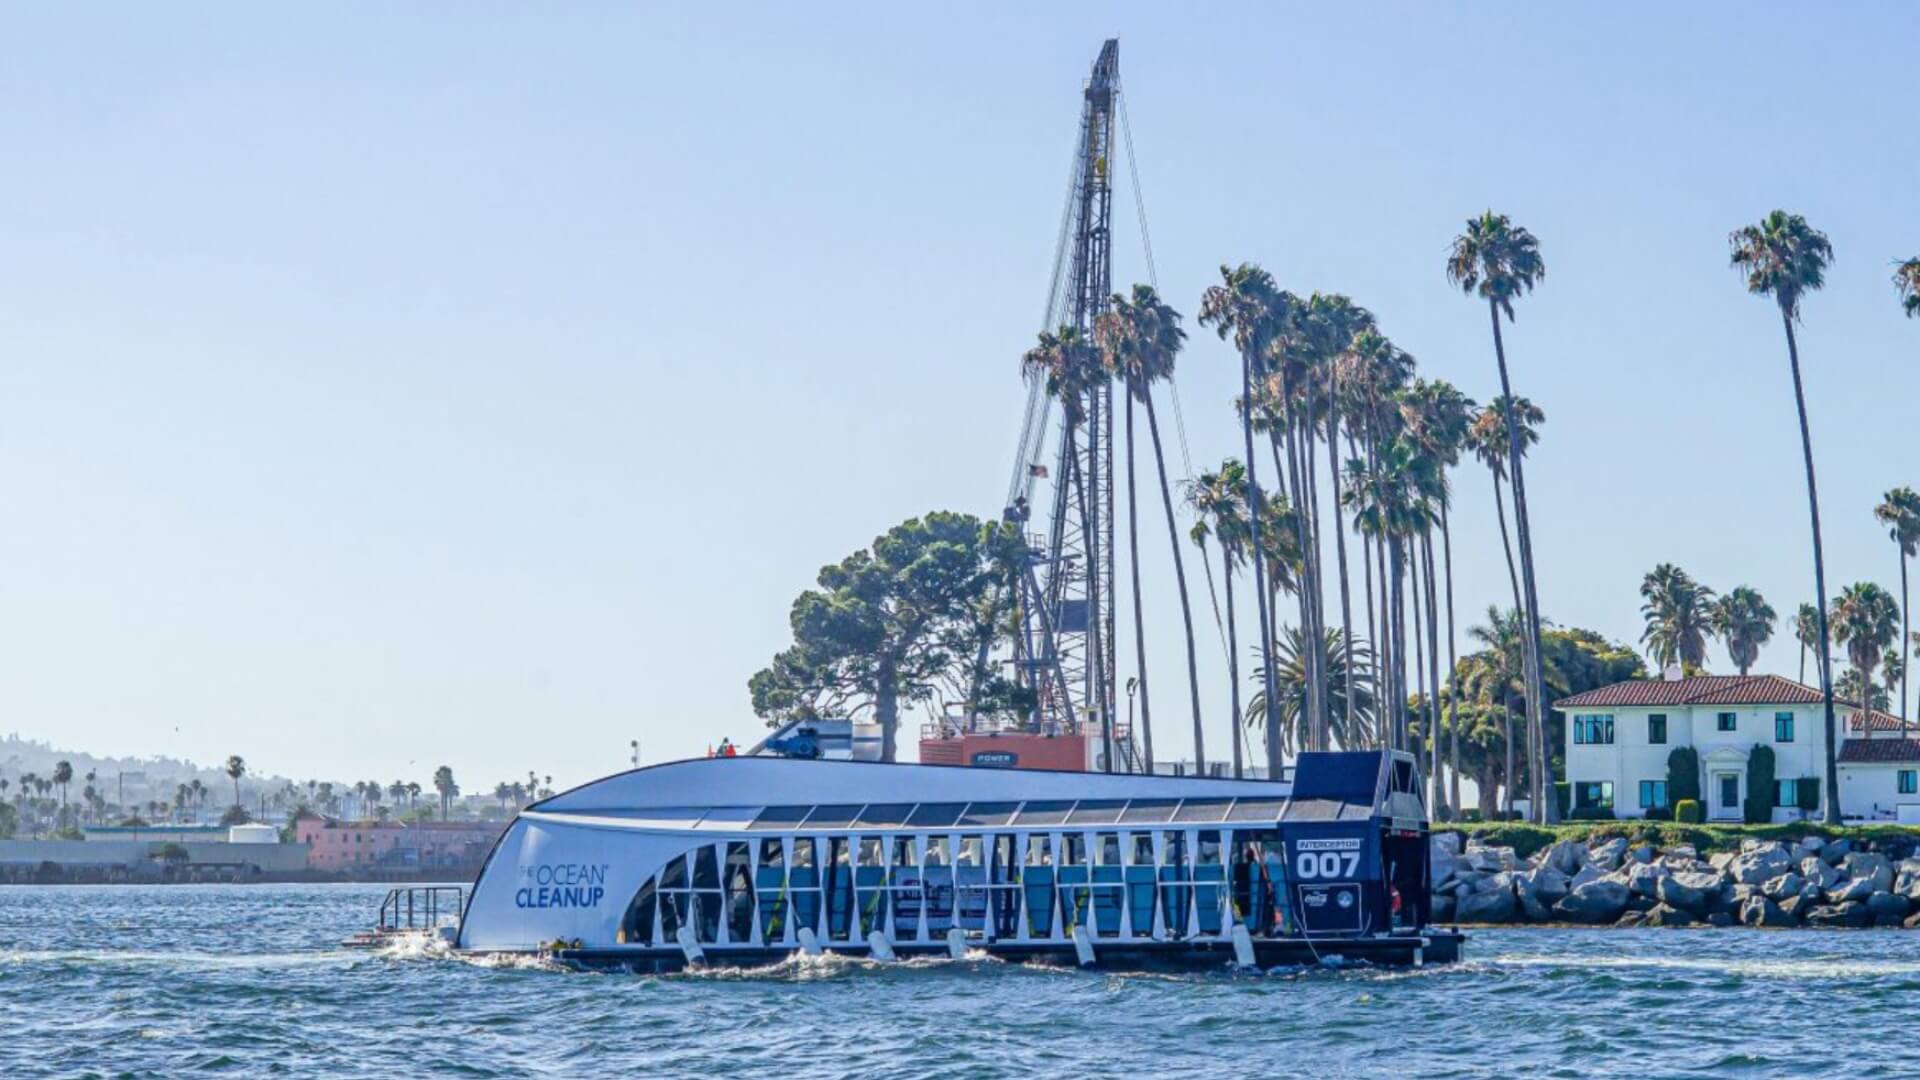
[1,5,1915,791]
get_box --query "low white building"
[1556,673,1920,823]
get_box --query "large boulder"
[1628,844,1656,865]
[1625,861,1672,899]
[1830,875,1879,904]
[1432,831,1464,858]
[1729,844,1795,885]
[1615,909,1649,928]
[1431,892,1457,923]
[1569,863,1606,890]
[1520,866,1571,906]
[1465,844,1517,873]
[1705,911,1736,927]
[1842,852,1893,893]
[1657,870,1723,914]
[1905,910,1920,930]
[1708,851,1739,874]
[1779,893,1816,921]
[1554,880,1631,924]
[1800,856,1840,891]
[1807,901,1872,928]
[1796,835,1826,856]
[1587,837,1628,871]
[1539,839,1585,877]
[1820,838,1853,865]
[1866,890,1911,919]
[1643,902,1695,928]
[1519,891,1552,923]
[1760,872,1806,901]
[1739,894,1795,928]
[1456,885,1517,924]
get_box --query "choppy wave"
[5,885,1920,1078]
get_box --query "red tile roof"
[1837,738,1920,764]
[1849,710,1910,732]
[1555,674,1823,709]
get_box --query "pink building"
[294,815,402,871]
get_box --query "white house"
[1556,672,1920,823]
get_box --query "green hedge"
[1674,798,1703,824]
[1435,821,1920,859]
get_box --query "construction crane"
[999,40,1125,770]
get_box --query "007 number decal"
[1293,851,1360,879]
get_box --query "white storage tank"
[228,823,280,845]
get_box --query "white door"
[1713,772,1741,820]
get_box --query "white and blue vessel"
[451,749,1460,970]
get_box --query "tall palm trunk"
[1388,538,1407,751]
[1143,394,1203,771]
[1240,353,1281,780]
[1900,551,1910,724]
[1779,310,1841,824]
[1124,392,1154,773]
[1325,404,1357,746]
[1361,529,1377,744]
[1442,503,1463,818]
[1277,373,1321,753]
[1488,301,1552,823]
[1410,552,1426,763]
[1422,530,1447,819]
[1223,548,1244,781]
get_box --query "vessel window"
[724,842,754,943]
[759,839,784,868]
[804,804,863,830]
[906,802,966,828]
[1063,834,1087,866]
[956,836,982,867]
[1096,833,1122,865]
[621,876,658,945]
[1068,800,1126,825]
[693,847,720,890]
[1014,800,1074,826]
[893,836,918,867]
[749,806,812,831]
[858,837,885,867]
[659,891,686,940]
[792,838,816,868]
[1172,799,1234,824]
[1226,798,1289,823]
[1197,831,1222,865]
[1161,831,1188,870]
[1026,835,1054,866]
[694,890,721,945]
[857,803,916,828]
[1118,799,1179,824]
[957,802,1019,828]
[660,855,688,890]
[1130,834,1153,865]
[925,836,950,866]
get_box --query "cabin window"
[693,846,720,890]
[893,836,918,867]
[1062,834,1087,866]
[660,854,688,891]
[925,836,950,866]
[754,839,787,944]
[825,838,853,941]
[621,876,658,945]
[759,838,784,869]
[724,842,754,943]
[1775,712,1795,743]
[891,836,920,940]
[1648,714,1667,744]
[1097,833,1122,865]
[792,838,815,868]
[858,837,885,867]
[955,835,982,867]
[1130,833,1154,865]
[1026,835,1053,866]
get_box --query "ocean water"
[3,884,1919,1078]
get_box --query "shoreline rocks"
[1433,831,1920,930]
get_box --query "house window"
[1573,715,1615,745]
[1575,781,1614,810]
[1648,714,1667,744]
[1901,771,1918,796]
[1775,779,1797,806]
[1775,712,1795,743]
[1717,712,1737,732]
[1638,780,1668,810]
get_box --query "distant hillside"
[0,733,297,807]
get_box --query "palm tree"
[1874,487,1920,719]
[1835,668,1892,713]
[51,761,72,812]
[1200,266,1289,778]
[1832,583,1900,741]
[224,756,246,810]
[432,765,457,820]
[1097,284,1196,774]
[1465,606,1528,815]
[1023,323,1115,769]
[1896,257,1920,318]
[1187,461,1252,778]
[1248,628,1377,756]
[1730,210,1839,823]
[1448,211,1551,823]
[1639,564,1717,671]
[1402,377,1473,818]
[406,781,421,809]
[1711,587,1777,677]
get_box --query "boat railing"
[377,885,466,932]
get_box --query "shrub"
[1745,744,1777,824]
[1459,809,1484,823]
[1553,782,1571,820]
[1674,798,1703,824]
[1667,746,1701,806]
[1567,806,1617,821]
[1642,803,1674,822]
